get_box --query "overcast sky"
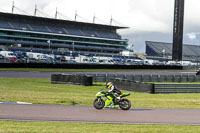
[1,0,200,52]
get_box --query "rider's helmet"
[106,82,113,90]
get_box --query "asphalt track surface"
[0,104,200,125]
[0,70,196,78]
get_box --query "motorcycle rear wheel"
[93,98,105,110]
[119,99,131,110]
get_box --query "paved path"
[0,104,200,125]
[0,70,196,78]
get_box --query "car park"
[0,54,4,59]
[196,69,200,75]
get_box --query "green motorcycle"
[93,89,131,110]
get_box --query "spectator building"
[0,12,128,55]
[146,41,200,62]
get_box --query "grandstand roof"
[0,12,128,30]
[146,41,200,57]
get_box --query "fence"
[86,74,200,83]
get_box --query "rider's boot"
[109,104,118,108]
[109,100,119,109]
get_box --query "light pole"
[162,49,166,58]
[72,42,75,51]
[47,40,51,51]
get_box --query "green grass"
[0,68,181,72]
[1,77,200,108]
[0,121,200,133]
[0,77,99,106]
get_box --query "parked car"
[0,51,16,58]
[7,57,17,63]
[196,68,200,75]
[0,54,4,59]
[14,51,28,63]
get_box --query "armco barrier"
[51,74,93,86]
[154,83,200,93]
[0,63,183,69]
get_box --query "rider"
[105,82,122,108]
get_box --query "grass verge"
[0,121,200,133]
[1,77,200,108]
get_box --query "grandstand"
[146,41,200,61]
[0,12,128,54]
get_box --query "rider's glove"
[102,92,106,94]
[114,93,119,97]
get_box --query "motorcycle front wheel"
[93,98,105,110]
[119,99,131,110]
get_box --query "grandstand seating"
[10,21,31,31]
[187,45,200,56]
[64,27,82,36]
[0,20,12,29]
[0,19,121,40]
[49,26,64,34]
[29,24,49,33]
[183,45,197,56]
[0,38,15,43]
[146,41,200,61]
[146,41,171,56]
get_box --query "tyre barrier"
[89,74,200,83]
[51,74,93,86]
[51,74,200,93]
[154,83,200,94]
[108,78,200,94]
[108,78,154,93]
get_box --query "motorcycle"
[93,89,131,110]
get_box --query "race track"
[0,104,200,125]
[0,70,196,78]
